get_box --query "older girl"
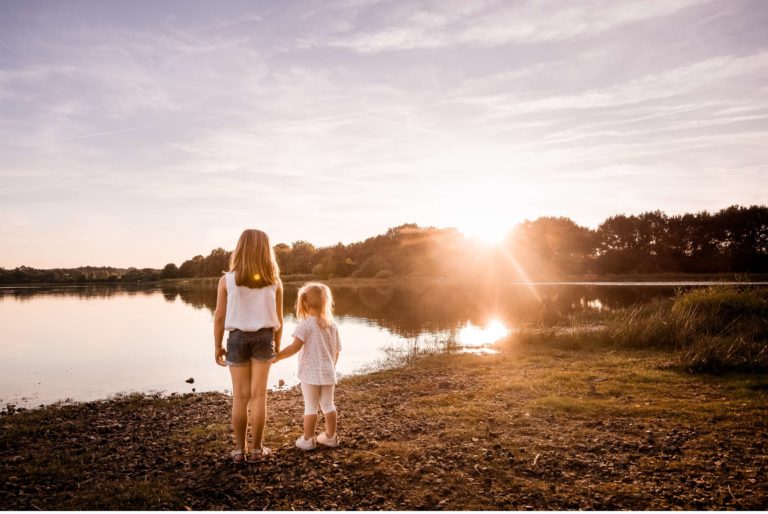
[214,229,283,463]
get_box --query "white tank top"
[223,272,280,332]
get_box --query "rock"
[279,379,286,388]
[185,377,194,384]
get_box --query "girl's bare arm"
[335,328,341,365]
[274,337,304,361]
[213,275,227,366]
[274,279,284,353]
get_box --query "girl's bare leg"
[303,414,318,440]
[249,359,271,449]
[229,364,252,451]
[323,410,337,438]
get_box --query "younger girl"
[214,229,283,463]
[274,282,341,450]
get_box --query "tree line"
[0,266,163,285]
[2,205,766,285]
[168,204,768,279]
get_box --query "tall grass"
[606,285,768,372]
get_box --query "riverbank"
[2,338,767,510]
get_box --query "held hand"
[215,346,227,367]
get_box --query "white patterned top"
[293,317,341,385]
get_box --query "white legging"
[301,382,336,416]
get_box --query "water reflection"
[584,298,605,311]
[162,281,693,335]
[1,280,763,407]
[0,280,713,338]
[458,320,509,347]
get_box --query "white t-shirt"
[293,317,341,385]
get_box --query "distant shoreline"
[2,272,768,289]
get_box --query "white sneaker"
[295,435,317,451]
[317,432,339,447]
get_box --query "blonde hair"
[229,229,280,288]
[296,282,334,327]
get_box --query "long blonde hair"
[229,229,280,288]
[296,282,334,327]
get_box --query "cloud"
[450,51,768,115]
[0,0,766,266]
[321,0,713,53]
[459,0,712,46]
[0,64,77,100]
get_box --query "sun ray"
[498,242,541,301]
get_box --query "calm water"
[1,280,764,407]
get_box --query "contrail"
[283,111,456,138]
[54,111,454,142]
[361,114,456,137]
[283,112,372,125]
[54,113,231,141]
[59,123,169,141]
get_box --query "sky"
[1,0,767,268]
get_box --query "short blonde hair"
[229,229,280,288]
[296,282,334,327]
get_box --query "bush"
[351,256,392,278]
[605,285,768,372]
[312,263,333,279]
[680,334,768,373]
[672,286,768,335]
[606,298,698,349]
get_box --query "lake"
[1,280,765,407]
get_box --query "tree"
[287,241,317,274]
[179,255,204,278]
[202,248,230,277]
[352,255,392,278]
[160,263,179,280]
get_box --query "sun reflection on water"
[457,319,509,347]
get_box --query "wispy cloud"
[54,113,232,141]
[449,51,768,114]
[321,0,714,53]
[0,0,766,267]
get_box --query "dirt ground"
[2,341,767,510]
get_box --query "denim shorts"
[225,328,276,366]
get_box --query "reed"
[512,285,768,373]
[605,285,768,372]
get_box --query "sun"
[458,221,510,245]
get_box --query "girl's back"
[294,317,340,385]
[224,271,280,332]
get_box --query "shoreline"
[2,272,768,289]
[2,339,766,510]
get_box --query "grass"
[2,341,768,510]
[518,285,768,373]
[606,285,768,372]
